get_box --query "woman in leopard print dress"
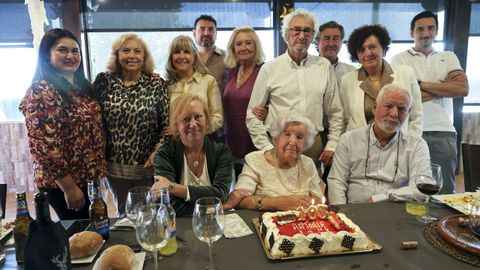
[94,33,169,217]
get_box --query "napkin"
[112,218,134,228]
[223,213,253,239]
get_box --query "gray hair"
[376,84,413,108]
[268,111,317,150]
[281,9,319,43]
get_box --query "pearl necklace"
[271,150,303,194]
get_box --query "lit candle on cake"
[307,199,318,221]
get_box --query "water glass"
[125,186,153,227]
[136,203,170,270]
[192,197,225,270]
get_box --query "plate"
[71,240,105,264]
[437,214,480,256]
[252,217,382,260]
[1,219,14,244]
[92,252,145,270]
[433,192,480,214]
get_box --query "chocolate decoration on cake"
[279,239,295,256]
[309,237,325,253]
[341,235,356,250]
[261,223,267,238]
[268,234,275,249]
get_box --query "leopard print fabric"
[94,72,169,165]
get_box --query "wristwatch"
[169,181,176,190]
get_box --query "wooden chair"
[462,143,480,192]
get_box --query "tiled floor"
[2,174,467,220]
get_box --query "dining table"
[0,201,476,269]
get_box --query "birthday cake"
[259,207,372,258]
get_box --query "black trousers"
[39,185,90,220]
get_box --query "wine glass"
[87,178,110,202]
[415,163,443,223]
[192,197,225,270]
[469,199,480,238]
[136,203,170,270]
[125,186,153,227]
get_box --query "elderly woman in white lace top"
[223,112,325,211]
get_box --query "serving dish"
[437,214,480,256]
[433,192,480,214]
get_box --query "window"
[0,0,64,122]
[465,3,480,105]
[83,0,275,79]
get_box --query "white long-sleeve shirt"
[328,124,429,204]
[246,52,344,151]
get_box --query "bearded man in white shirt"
[328,85,429,204]
[246,9,343,173]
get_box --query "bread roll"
[95,244,137,270]
[69,231,104,259]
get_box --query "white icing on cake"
[260,210,371,258]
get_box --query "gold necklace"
[271,150,303,194]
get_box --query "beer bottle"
[34,192,53,227]
[13,191,33,263]
[88,181,110,240]
[159,187,177,255]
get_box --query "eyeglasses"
[289,27,314,37]
[364,126,400,183]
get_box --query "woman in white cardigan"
[340,24,422,137]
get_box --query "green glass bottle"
[13,191,33,263]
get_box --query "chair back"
[462,143,480,192]
[0,183,6,218]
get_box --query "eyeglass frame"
[288,27,315,37]
[364,125,401,183]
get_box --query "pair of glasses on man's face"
[289,27,314,37]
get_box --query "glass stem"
[208,242,214,269]
[425,195,431,217]
[153,250,158,270]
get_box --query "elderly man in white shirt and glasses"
[328,84,429,204]
[246,9,343,175]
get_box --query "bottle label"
[91,218,110,236]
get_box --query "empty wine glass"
[136,203,170,270]
[87,178,110,202]
[415,163,443,223]
[192,197,225,270]
[125,186,153,227]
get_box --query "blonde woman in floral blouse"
[19,28,106,220]
[94,33,169,217]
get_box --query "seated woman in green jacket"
[152,94,233,217]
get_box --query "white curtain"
[25,0,49,50]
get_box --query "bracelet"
[256,196,265,211]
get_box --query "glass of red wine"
[415,163,443,223]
